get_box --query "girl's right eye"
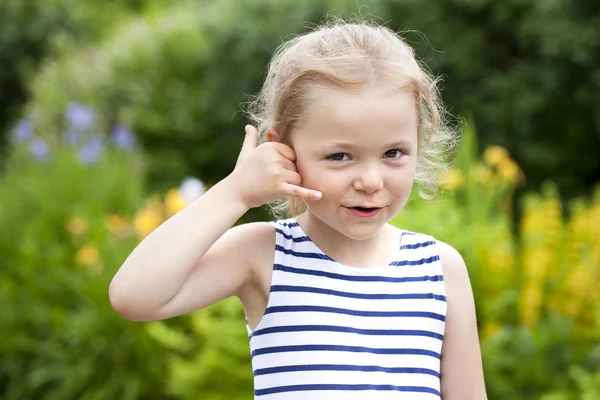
[326,153,349,161]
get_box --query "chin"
[333,213,388,240]
[304,205,389,240]
[342,223,386,241]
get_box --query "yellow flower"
[66,217,87,236]
[76,244,99,266]
[473,164,493,185]
[519,283,542,326]
[523,249,551,281]
[564,265,590,296]
[496,158,521,184]
[165,189,189,217]
[133,207,162,239]
[483,146,510,167]
[440,168,464,190]
[105,215,130,237]
[486,249,514,272]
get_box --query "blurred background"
[0,0,599,399]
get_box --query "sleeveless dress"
[246,218,447,399]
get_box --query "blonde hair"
[246,17,457,219]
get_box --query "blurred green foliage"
[25,0,380,197]
[2,0,598,198]
[0,113,176,399]
[383,0,600,198]
[0,0,154,156]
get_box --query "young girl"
[109,19,487,399]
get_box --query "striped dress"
[247,218,447,399]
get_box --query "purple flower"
[29,138,49,162]
[12,119,33,143]
[66,103,95,131]
[111,125,136,149]
[78,136,103,165]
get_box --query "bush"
[25,0,386,201]
[383,0,600,198]
[0,0,155,160]
[0,104,176,399]
[22,0,600,200]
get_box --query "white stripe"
[252,351,441,372]
[270,269,446,294]
[256,390,440,400]
[254,370,440,390]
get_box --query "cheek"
[386,167,417,192]
[294,157,313,185]
[296,158,324,187]
[296,160,346,196]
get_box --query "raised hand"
[229,125,322,209]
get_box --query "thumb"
[240,125,259,157]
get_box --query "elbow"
[108,282,151,322]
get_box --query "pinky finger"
[282,184,322,200]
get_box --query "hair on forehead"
[244,16,458,219]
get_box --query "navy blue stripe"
[275,245,334,261]
[255,384,440,396]
[265,305,446,321]
[251,344,441,359]
[254,364,440,377]
[271,285,447,301]
[400,240,436,250]
[275,245,440,266]
[280,221,300,228]
[274,264,443,283]
[274,228,311,243]
[252,325,444,340]
[389,255,440,266]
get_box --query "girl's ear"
[266,128,282,143]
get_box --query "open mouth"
[344,206,383,218]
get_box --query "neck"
[295,212,399,268]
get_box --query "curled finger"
[282,183,322,201]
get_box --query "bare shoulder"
[227,221,276,328]
[224,221,275,249]
[435,239,474,323]
[224,221,276,297]
[436,240,470,290]
[222,221,275,279]
[436,240,488,399]
[237,220,275,260]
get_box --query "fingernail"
[314,191,322,199]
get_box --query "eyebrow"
[321,140,413,150]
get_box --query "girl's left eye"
[384,149,404,159]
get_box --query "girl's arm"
[108,126,321,322]
[108,176,258,321]
[438,241,488,399]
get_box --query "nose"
[352,163,384,193]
